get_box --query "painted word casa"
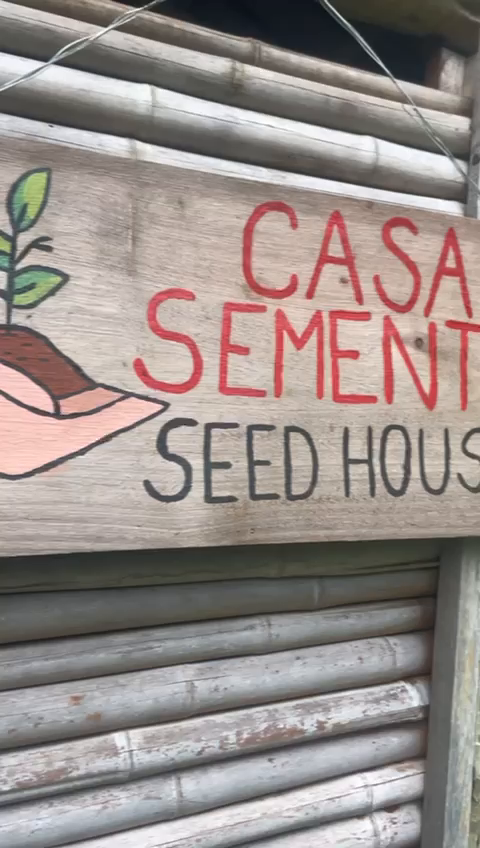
[135,203,479,413]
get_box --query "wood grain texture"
[0,120,475,552]
[34,763,425,848]
[0,726,426,847]
[7,0,472,115]
[0,632,432,748]
[422,540,480,848]
[0,571,438,641]
[0,679,429,805]
[426,49,467,98]
[0,2,471,157]
[0,54,467,200]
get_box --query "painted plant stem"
[5,231,17,329]
[0,167,69,328]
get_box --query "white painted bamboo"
[0,632,431,749]
[0,54,466,200]
[233,803,422,847]
[0,677,429,806]
[0,726,426,848]
[0,570,437,643]
[0,598,435,690]
[49,761,425,848]
[0,2,470,156]
[9,0,471,116]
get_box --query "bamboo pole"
[8,0,471,116]
[0,632,431,749]
[0,570,437,643]
[0,2,470,157]
[0,598,435,689]
[0,678,429,806]
[0,54,467,200]
[225,803,422,848]
[36,763,425,848]
[0,727,426,847]
[0,536,441,592]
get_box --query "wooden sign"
[1,132,480,556]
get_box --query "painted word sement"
[0,138,479,555]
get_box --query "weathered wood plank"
[0,632,431,749]
[0,727,426,847]
[0,118,475,552]
[0,678,429,805]
[0,54,466,200]
[426,48,467,98]
[0,2,471,156]
[0,598,435,689]
[8,0,473,111]
[37,762,425,848]
[0,571,437,641]
[422,539,480,848]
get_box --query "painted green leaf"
[0,231,11,255]
[12,265,69,308]
[0,230,11,271]
[7,168,51,233]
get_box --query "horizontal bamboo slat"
[0,631,432,748]
[233,802,422,847]
[0,53,467,200]
[8,0,471,115]
[0,598,435,689]
[0,677,429,806]
[0,631,432,749]
[40,762,425,848]
[0,570,438,643]
[0,2,470,156]
[0,726,426,847]
[0,537,441,592]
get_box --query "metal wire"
[0,0,474,196]
[316,0,473,192]
[0,0,166,94]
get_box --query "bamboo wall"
[0,543,438,847]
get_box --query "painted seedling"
[0,168,168,479]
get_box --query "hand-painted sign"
[1,139,480,555]
[0,168,167,480]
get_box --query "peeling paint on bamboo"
[0,677,430,806]
[232,803,423,847]
[0,598,435,689]
[0,632,432,749]
[0,570,438,642]
[49,762,425,848]
[0,726,426,847]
